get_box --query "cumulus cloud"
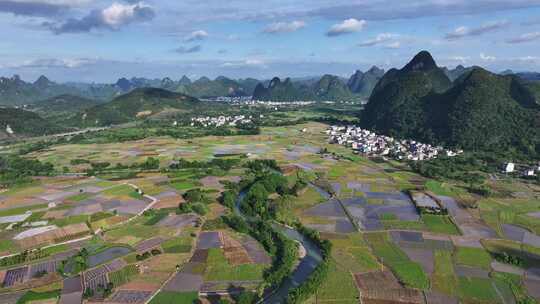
[263,20,305,33]
[445,20,508,40]
[480,53,496,61]
[326,18,365,37]
[506,32,540,43]
[45,1,155,34]
[184,30,208,42]
[175,45,202,54]
[358,33,396,47]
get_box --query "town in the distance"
[1,2,540,304]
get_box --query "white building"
[503,162,515,173]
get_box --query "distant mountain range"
[252,69,386,102]
[0,75,260,105]
[0,68,389,105]
[362,51,540,155]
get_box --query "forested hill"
[0,107,68,139]
[361,50,540,156]
[66,88,200,127]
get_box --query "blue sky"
[1,0,540,82]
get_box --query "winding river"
[234,187,324,304]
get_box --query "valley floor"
[0,122,539,304]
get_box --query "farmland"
[0,121,538,303]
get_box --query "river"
[234,187,324,303]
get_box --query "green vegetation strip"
[365,232,429,290]
[16,290,61,304]
[149,291,199,304]
[109,264,139,287]
[454,247,492,270]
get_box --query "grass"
[293,186,326,210]
[109,264,139,287]
[106,222,167,245]
[457,277,498,302]
[170,180,200,191]
[144,211,168,225]
[381,220,425,231]
[66,192,93,202]
[330,234,380,273]
[365,232,429,290]
[16,290,61,304]
[347,247,380,272]
[492,272,535,304]
[431,250,458,296]
[42,243,70,256]
[162,237,192,254]
[103,184,139,198]
[379,213,398,220]
[425,180,463,197]
[422,215,460,235]
[149,291,199,304]
[328,166,347,179]
[309,259,359,303]
[51,214,88,227]
[0,239,14,252]
[454,247,492,270]
[0,204,48,217]
[204,248,266,281]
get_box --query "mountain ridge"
[361,50,540,155]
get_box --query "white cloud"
[326,18,366,37]
[445,20,509,40]
[506,32,540,44]
[184,30,209,42]
[358,33,396,47]
[102,2,149,27]
[263,20,305,33]
[480,53,496,61]
[7,58,96,68]
[46,1,155,34]
[385,41,401,49]
[221,59,267,68]
[449,56,471,63]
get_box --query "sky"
[1,0,540,83]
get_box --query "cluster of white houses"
[242,100,317,106]
[502,162,540,177]
[327,125,463,161]
[188,115,256,128]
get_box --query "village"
[327,125,463,161]
[188,115,255,128]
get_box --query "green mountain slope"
[362,51,540,154]
[68,88,200,127]
[252,75,357,102]
[28,94,102,118]
[347,66,385,98]
[314,75,354,101]
[0,75,83,105]
[362,51,452,137]
[0,107,68,138]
